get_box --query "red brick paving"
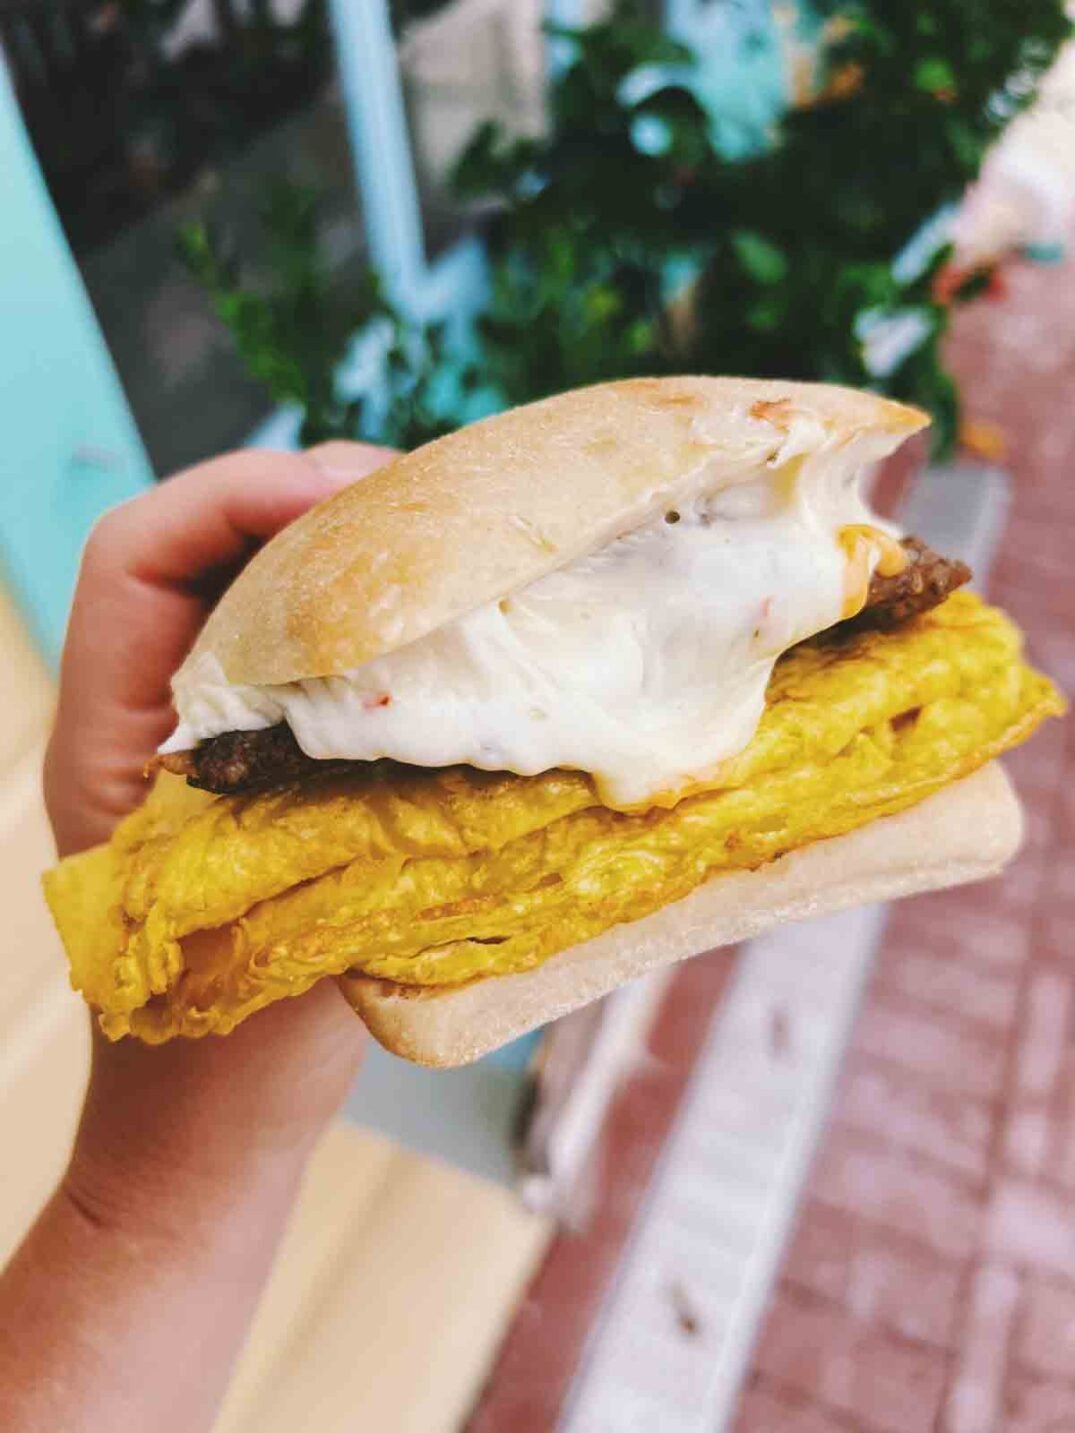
[850,997,1008,1101]
[845,1232,963,1352]
[871,945,1020,1035]
[944,1264,1020,1433]
[737,1376,860,1432]
[838,1054,993,1180]
[735,244,1075,1431]
[753,1285,950,1433]
[1015,1275,1075,1383]
[812,1128,982,1261]
[1005,1372,1075,1433]
[784,1200,855,1304]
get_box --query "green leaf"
[913,57,957,93]
[730,231,788,285]
[745,294,786,332]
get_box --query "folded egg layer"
[42,593,1063,1042]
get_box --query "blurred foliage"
[453,15,713,399]
[178,186,456,449]
[687,0,1073,449]
[461,0,1071,451]
[5,0,332,251]
[182,0,1071,451]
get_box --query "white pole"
[327,0,428,311]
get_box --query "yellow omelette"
[43,592,1063,1042]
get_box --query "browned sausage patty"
[843,535,971,633]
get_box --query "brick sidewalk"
[735,258,1075,1431]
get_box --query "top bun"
[186,377,926,687]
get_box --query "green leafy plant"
[182,0,1070,452]
[454,11,718,403]
[687,0,1072,448]
[459,0,1070,450]
[178,183,456,448]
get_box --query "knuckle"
[80,492,145,575]
[81,508,119,567]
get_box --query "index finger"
[101,445,396,589]
[75,444,396,696]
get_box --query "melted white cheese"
[163,446,895,808]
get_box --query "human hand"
[2,444,398,1433]
[44,441,395,1222]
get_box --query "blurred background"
[2,2,1074,1428]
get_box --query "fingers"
[92,446,393,590]
[46,444,398,853]
[73,444,397,706]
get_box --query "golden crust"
[340,762,1021,1066]
[186,377,926,686]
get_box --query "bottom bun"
[339,762,1022,1067]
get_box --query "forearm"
[0,1151,309,1433]
[0,986,363,1431]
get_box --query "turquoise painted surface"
[483,1029,542,1072]
[0,61,153,667]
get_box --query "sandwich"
[44,377,1064,1065]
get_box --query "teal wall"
[0,60,153,668]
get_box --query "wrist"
[69,984,364,1239]
[61,1130,310,1256]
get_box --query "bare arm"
[0,444,392,1432]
